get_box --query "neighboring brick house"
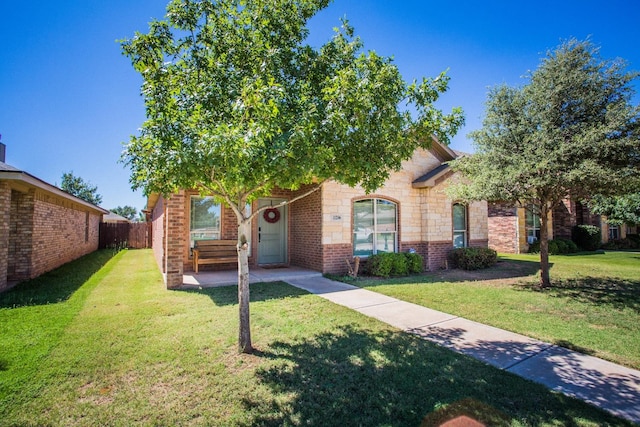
[488,199,602,253]
[0,144,108,291]
[146,139,489,288]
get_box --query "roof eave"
[0,170,109,214]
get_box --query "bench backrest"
[194,239,237,257]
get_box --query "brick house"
[146,139,489,289]
[0,144,108,291]
[487,199,602,253]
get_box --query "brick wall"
[8,189,33,281]
[488,202,518,253]
[290,185,323,271]
[0,182,10,291]
[165,192,185,289]
[30,190,101,278]
[321,243,353,275]
[426,240,452,271]
[151,195,165,273]
[553,199,576,239]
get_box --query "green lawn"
[0,250,634,426]
[343,251,640,370]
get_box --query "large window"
[353,199,397,256]
[452,203,467,248]
[190,196,221,248]
[525,206,541,244]
[609,225,619,240]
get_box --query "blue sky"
[2,1,639,211]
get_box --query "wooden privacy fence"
[99,222,151,249]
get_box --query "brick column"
[0,182,10,291]
[164,191,185,289]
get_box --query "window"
[190,196,221,248]
[353,199,397,256]
[609,225,619,240]
[525,206,541,244]
[452,203,467,248]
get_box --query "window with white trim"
[190,196,221,248]
[452,203,467,248]
[525,206,541,244]
[609,224,619,240]
[353,199,397,256]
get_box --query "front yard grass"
[0,249,634,426]
[344,251,640,370]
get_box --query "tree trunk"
[237,220,252,354]
[538,205,551,288]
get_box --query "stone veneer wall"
[319,148,489,274]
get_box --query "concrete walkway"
[284,275,640,424]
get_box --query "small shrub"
[405,252,424,274]
[559,238,579,253]
[391,253,409,276]
[449,247,497,270]
[367,253,393,277]
[528,238,580,255]
[572,225,601,251]
[367,252,424,277]
[602,238,639,250]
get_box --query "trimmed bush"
[602,238,640,250]
[366,252,424,277]
[528,238,579,255]
[449,247,497,270]
[572,225,602,251]
[405,252,424,274]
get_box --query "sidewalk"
[284,275,640,424]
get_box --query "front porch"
[181,265,322,289]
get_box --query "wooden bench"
[193,239,238,273]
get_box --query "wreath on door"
[263,207,280,223]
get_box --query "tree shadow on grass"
[0,249,119,309]
[410,324,640,423]
[518,277,640,313]
[241,325,628,427]
[178,281,309,307]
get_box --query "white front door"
[257,198,287,265]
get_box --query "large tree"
[60,171,103,206]
[589,193,640,226]
[121,0,463,353]
[110,205,140,221]
[450,39,640,288]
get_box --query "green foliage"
[572,225,602,251]
[366,252,423,277]
[60,171,102,205]
[528,238,579,255]
[589,193,640,225]
[448,39,640,287]
[602,236,640,250]
[405,252,424,274]
[109,205,139,221]
[120,0,463,203]
[449,247,498,270]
